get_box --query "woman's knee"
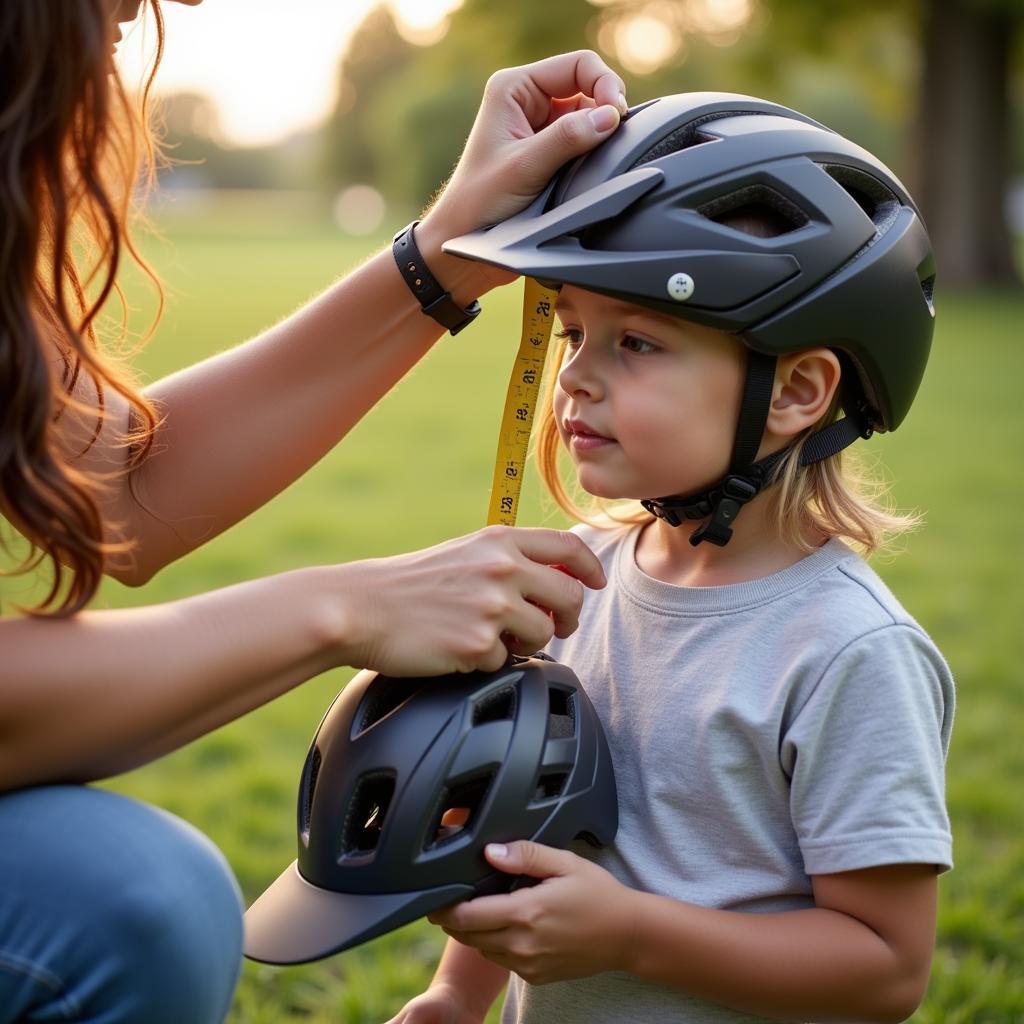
[101,805,245,1021]
[0,786,243,1023]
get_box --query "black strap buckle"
[421,292,482,335]
[640,498,681,527]
[689,474,761,548]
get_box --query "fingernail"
[587,105,619,133]
[487,843,508,859]
[617,92,628,114]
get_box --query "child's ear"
[766,348,842,439]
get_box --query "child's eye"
[622,334,658,354]
[554,327,583,347]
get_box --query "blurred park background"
[11,0,1024,1020]
[121,0,1024,287]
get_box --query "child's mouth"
[566,420,615,451]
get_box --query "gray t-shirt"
[501,525,954,1024]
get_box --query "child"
[390,93,953,1024]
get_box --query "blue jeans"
[0,786,244,1023]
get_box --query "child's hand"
[385,981,484,1024]
[428,841,636,985]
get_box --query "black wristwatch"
[392,220,482,336]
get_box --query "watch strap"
[392,220,481,335]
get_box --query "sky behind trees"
[115,0,463,145]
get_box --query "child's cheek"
[552,391,569,442]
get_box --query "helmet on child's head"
[445,93,936,545]
[243,654,618,965]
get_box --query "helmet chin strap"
[641,351,874,547]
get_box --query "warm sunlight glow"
[611,12,682,75]
[332,184,388,235]
[686,0,753,34]
[388,0,464,44]
[593,0,754,76]
[116,0,463,147]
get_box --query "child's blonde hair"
[534,333,921,557]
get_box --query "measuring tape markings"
[486,277,560,528]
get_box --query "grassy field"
[15,191,1024,1021]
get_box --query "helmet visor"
[243,860,473,965]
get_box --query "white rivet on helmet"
[666,272,695,302]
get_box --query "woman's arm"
[0,525,605,792]
[60,50,626,584]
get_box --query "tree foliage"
[157,91,317,191]
[321,0,1022,282]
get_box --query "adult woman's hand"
[416,50,627,297]
[332,525,606,677]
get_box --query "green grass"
[17,193,1024,1020]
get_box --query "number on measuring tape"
[485,277,560,528]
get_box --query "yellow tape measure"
[486,277,560,527]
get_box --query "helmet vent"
[299,745,322,843]
[630,109,762,169]
[821,164,900,233]
[425,772,496,849]
[920,274,936,316]
[355,678,421,737]
[341,772,395,856]
[548,687,576,739]
[473,685,516,726]
[533,772,569,803]
[699,185,808,238]
[632,125,717,166]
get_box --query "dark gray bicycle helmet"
[444,92,936,545]
[244,655,618,964]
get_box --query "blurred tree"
[744,0,1023,286]
[160,91,223,141]
[326,0,1022,285]
[156,91,316,191]
[916,0,1022,285]
[320,0,597,208]
[320,7,418,196]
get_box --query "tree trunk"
[915,0,1020,287]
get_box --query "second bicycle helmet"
[444,93,936,545]
[244,655,618,964]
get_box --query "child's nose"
[558,347,603,401]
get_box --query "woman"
[0,1,627,1019]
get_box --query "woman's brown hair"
[0,0,165,614]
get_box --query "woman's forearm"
[0,565,351,791]
[623,889,925,1023]
[0,524,606,791]
[86,47,628,581]
[121,230,490,581]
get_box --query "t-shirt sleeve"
[781,623,955,875]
